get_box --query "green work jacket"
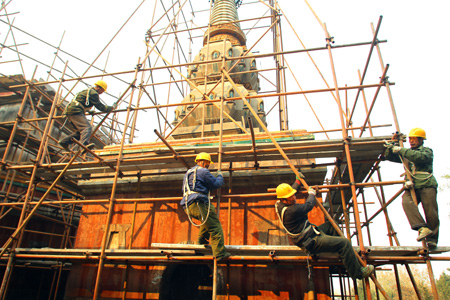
[385,145,438,189]
[64,88,111,115]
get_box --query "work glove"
[308,187,316,196]
[384,140,394,149]
[106,106,114,113]
[404,180,414,190]
[392,146,402,153]
[87,110,95,115]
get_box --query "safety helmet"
[195,152,213,163]
[94,80,108,92]
[276,183,297,199]
[408,128,426,140]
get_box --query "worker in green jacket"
[58,80,113,152]
[384,128,439,249]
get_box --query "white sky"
[1,0,450,279]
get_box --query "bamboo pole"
[348,16,383,124]
[8,39,388,91]
[358,70,374,136]
[0,82,395,128]
[92,58,140,300]
[358,65,389,137]
[321,21,389,299]
[222,69,304,180]
[227,163,233,245]
[15,63,69,249]
[0,148,83,258]
[370,21,439,300]
[247,118,259,169]
[59,0,149,103]
[154,129,190,169]
[0,252,15,299]
[271,1,288,130]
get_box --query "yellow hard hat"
[195,152,213,163]
[409,128,426,140]
[276,183,297,199]
[95,80,108,92]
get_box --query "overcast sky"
[1,0,449,278]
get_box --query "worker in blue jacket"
[181,152,230,261]
[384,128,439,249]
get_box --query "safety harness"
[398,156,434,186]
[63,88,92,116]
[275,200,320,239]
[183,166,211,227]
[276,200,315,289]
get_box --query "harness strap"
[399,156,434,182]
[183,166,211,227]
[183,166,200,198]
[275,201,313,238]
[84,88,91,106]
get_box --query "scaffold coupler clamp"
[162,250,173,259]
[325,36,335,46]
[269,250,276,260]
[344,135,352,145]
[381,75,390,84]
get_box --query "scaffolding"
[0,1,449,299]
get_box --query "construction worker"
[58,80,113,152]
[181,152,231,261]
[275,182,374,280]
[384,128,439,249]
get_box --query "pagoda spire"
[204,0,246,46]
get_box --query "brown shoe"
[417,227,432,242]
[361,265,374,278]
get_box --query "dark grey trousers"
[60,113,92,146]
[402,188,439,243]
[308,222,363,279]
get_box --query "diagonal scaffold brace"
[0,148,83,258]
[222,68,393,300]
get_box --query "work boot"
[427,241,437,250]
[217,252,231,262]
[417,227,432,242]
[58,141,71,152]
[361,264,374,278]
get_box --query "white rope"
[183,166,211,227]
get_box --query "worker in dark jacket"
[275,181,374,279]
[58,80,113,152]
[181,152,230,261]
[384,128,439,249]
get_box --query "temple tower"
[171,0,266,139]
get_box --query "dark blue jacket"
[180,166,224,206]
[275,194,316,245]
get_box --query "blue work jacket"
[180,166,224,206]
